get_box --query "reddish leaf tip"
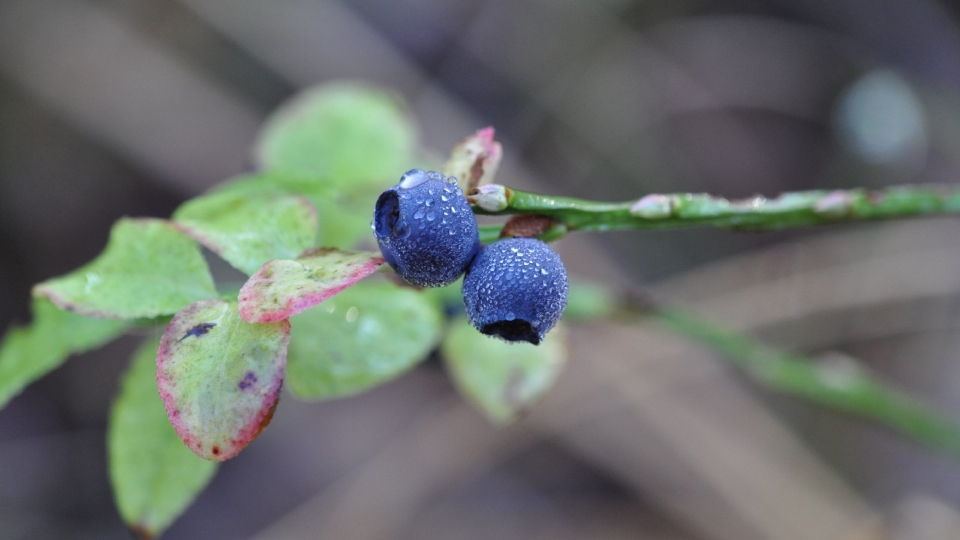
[237,249,384,323]
[477,126,495,143]
[129,524,156,540]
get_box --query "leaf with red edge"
[238,248,384,323]
[157,299,290,461]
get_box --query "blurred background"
[4,0,960,538]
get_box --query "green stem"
[475,184,960,234]
[651,307,960,458]
[478,225,503,244]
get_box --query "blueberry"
[462,237,568,345]
[373,169,480,287]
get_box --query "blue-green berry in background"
[462,237,568,345]
[373,169,480,287]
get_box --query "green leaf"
[565,280,618,321]
[286,281,443,400]
[214,173,380,249]
[422,278,464,311]
[254,82,417,188]
[0,298,130,409]
[310,188,381,249]
[33,218,218,319]
[238,248,384,323]
[109,336,218,538]
[173,188,318,275]
[157,299,290,461]
[442,318,568,424]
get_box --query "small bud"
[630,194,674,219]
[468,184,510,212]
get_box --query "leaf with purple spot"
[172,187,319,275]
[238,248,385,323]
[157,299,290,461]
[33,218,217,319]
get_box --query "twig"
[472,184,960,239]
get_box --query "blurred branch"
[640,305,960,459]
[473,184,960,238]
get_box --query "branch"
[647,306,960,458]
[471,184,960,238]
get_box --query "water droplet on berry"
[395,219,411,239]
[426,212,436,221]
[414,208,425,220]
[399,169,429,189]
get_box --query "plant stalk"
[648,306,960,458]
[474,184,960,238]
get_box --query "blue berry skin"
[373,169,480,287]
[462,237,568,345]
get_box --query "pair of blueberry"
[373,169,567,345]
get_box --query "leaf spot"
[180,322,217,342]
[238,371,258,390]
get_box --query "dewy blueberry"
[462,237,568,345]
[373,169,480,287]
